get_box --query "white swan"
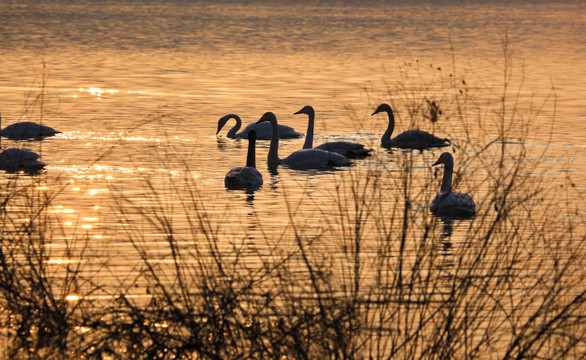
[0,148,47,174]
[257,112,352,170]
[371,103,450,151]
[224,130,263,190]
[216,114,303,140]
[430,152,475,217]
[0,113,61,140]
[294,105,373,158]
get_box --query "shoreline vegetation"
[0,46,584,359]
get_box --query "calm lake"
[0,0,584,357]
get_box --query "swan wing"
[431,191,475,217]
[38,124,61,137]
[225,166,263,189]
[240,122,273,140]
[389,130,450,150]
[240,122,303,140]
[282,149,351,169]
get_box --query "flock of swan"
[0,103,475,219]
[220,104,475,218]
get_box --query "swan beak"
[294,109,303,115]
[433,159,441,166]
[215,124,225,135]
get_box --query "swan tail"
[279,131,304,139]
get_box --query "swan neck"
[302,110,314,149]
[382,109,395,145]
[440,164,453,193]
[227,115,242,138]
[246,136,256,168]
[267,117,280,164]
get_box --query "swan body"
[430,152,475,217]
[257,112,352,170]
[225,130,263,190]
[217,114,303,140]
[295,105,373,158]
[0,114,61,140]
[371,103,450,151]
[0,148,47,173]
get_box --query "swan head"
[216,114,240,135]
[256,112,277,124]
[371,103,393,116]
[433,152,454,170]
[294,105,314,116]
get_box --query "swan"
[430,152,475,217]
[371,103,450,151]
[224,130,263,190]
[294,105,373,158]
[216,114,303,140]
[0,113,61,140]
[0,148,47,174]
[257,112,352,170]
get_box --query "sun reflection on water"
[49,206,75,214]
[65,293,81,302]
[75,326,91,334]
[57,131,162,143]
[47,258,74,265]
[66,87,152,100]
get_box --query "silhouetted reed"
[0,175,104,359]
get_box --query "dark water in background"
[0,0,584,305]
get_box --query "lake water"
[0,0,584,356]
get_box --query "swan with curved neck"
[0,113,61,140]
[216,114,303,140]
[294,105,372,158]
[371,103,450,151]
[257,112,351,169]
[430,152,475,217]
[224,130,263,190]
